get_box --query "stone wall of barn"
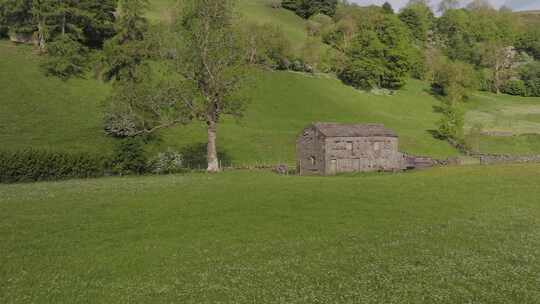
[296,127,326,175]
[323,136,404,174]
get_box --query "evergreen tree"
[382,2,394,14]
[1,0,116,78]
[101,0,150,82]
[0,0,34,35]
[283,0,338,19]
[78,0,117,48]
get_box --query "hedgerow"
[0,149,111,183]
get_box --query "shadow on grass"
[179,143,232,169]
[427,129,444,140]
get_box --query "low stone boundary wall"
[477,154,540,165]
[407,154,540,168]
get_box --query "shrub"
[111,137,148,175]
[501,79,527,96]
[520,62,540,97]
[148,149,184,174]
[42,35,90,80]
[243,23,292,70]
[103,110,138,138]
[0,150,110,183]
[306,13,333,36]
[432,60,477,101]
[476,68,494,92]
[268,0,282,9]
[437,103,465,145]
[0,26,7,38]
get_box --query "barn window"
[346,141,353,151]
[309,156,316,165]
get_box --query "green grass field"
[464,92,540,154]
[1,165,540,303]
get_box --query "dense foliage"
[326,6,414,90]
[101,0,149,82]
[111,137,148,175]
[398,1,434,46]
[282,0,338,18]
[517,27,540,60]
[519,61,540,97]
[242,23,292,70]
[0,149,110,183]
[0,140,185,183]
[0,0,116,78]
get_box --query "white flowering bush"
[149,149,184,174]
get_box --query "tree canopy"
[282,0,338,19]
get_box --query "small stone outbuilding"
[297,123,409,175]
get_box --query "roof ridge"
[311,122,397,138]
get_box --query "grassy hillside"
[2,0,540,164]
[0,38,458,163]
[1,165,540,303]
[516,10,540,25]
[148,0,314,52]
[159,73,459,164]
[0,42,112,153]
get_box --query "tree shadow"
[179,143,232,169]
[427,129,444,140]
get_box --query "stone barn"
[297,123,408,175]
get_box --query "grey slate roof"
[312,122,398,138]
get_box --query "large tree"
[172,0,249,172]
[338,10,414,90]
[399,0,434,46]
[104,0,250,172]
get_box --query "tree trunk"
[62,14,66,37]
[494,67,500,94]
[37,23,46,52]
[206,117,220,173]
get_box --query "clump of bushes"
[501,79,527,96]
[242,23,293,70]
[282,0,337,19]
[111,137,148,175]
[0,149,111,183]
[0,138,193,183]
[148,149,185,174]
[520,62,540,97]
[499,63,540,97]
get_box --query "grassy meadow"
[1,165,540,303]
[465,92,540,154]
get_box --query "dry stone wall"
[477,154,540,165]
